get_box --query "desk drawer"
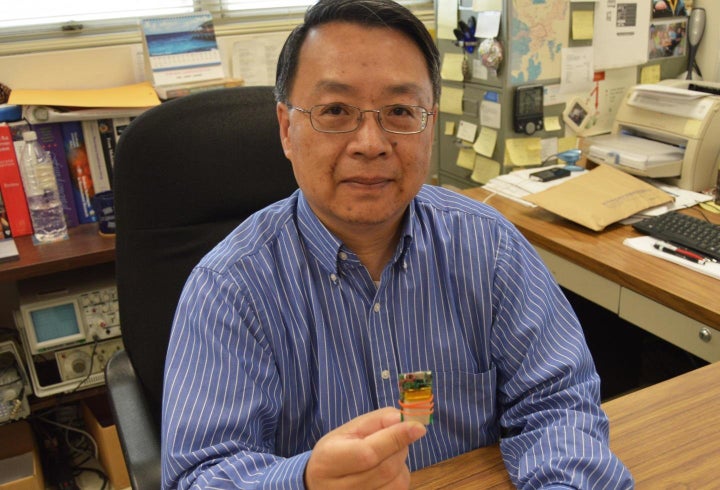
[619,288,720,363]
[535,247,621,313]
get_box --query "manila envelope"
[524,164,673,231]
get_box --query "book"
[140,11,225,88]
[60,121,97,223]
[0,123,32,237]
[96,119,116,185]
[154,77,244,100]
[0,189,12,238]
[31,122,80,228]
[81,120,112,193]
[112,117,134,142]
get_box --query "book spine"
[32,122,80,228]
[60,121,97,224]
[0,123,33,237]
[0,183,14,239]
[81,120,112,194]
[96,119,116,186]
[111,117,133,142]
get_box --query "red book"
[0,123,32,237]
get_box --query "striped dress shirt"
[162,185,633,489]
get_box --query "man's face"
[277,22,436,237]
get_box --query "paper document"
[588,134,684,170]
[524,164,673,231]
[627,84,715,120]
[629,181,715,218]
[483,165,587,206]
[624,236,720,281]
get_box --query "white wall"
[0,31,292,90]
[694,0,720,82]
[1,4,718,90]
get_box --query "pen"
[653,241,707,265]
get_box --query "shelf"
[0,224,115,283]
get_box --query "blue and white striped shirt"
[162,185,633,489]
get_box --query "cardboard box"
[82,395,130,490]
[0,421,44,490]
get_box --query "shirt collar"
[296,190,415,275]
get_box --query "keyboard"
[633,211,720,261]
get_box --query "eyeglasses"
[286,102,435,134]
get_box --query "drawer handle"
[699,327,713,343]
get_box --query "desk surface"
[410,361,720,488]
[461,187,720,329]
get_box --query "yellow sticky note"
[572,10,594,41]
[641,65,661,84]
[543,116,562,132]
[684,119,702,137]
[473,127,497,157]
[456,147,476,170]
[440,86,464,115]
[444,121,456,135]
[471,156,500,184]
[505,138,542,167]
[557,136,578,153]
[441,53,466,82]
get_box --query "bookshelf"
[0,224,115,283]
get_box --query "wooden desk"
[411,361,720,488]
[461,187,720,362]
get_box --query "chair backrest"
[113,86,297,426]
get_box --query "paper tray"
[587,134,684,178]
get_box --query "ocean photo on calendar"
[142,13,218,56]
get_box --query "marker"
[653,241,707,265]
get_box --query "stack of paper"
[587,133,684,178]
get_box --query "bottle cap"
[22,131,38,142]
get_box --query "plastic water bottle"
[19,131,68,243]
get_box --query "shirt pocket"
[430,367,499,451]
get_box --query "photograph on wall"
[651,0,688,19]
[648,19,687,59]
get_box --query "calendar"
[140,11,225,87]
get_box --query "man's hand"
[305,407,427,490]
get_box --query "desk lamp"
[557,149,583,171]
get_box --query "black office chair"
[105,86,297,490]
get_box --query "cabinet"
[0,224,115,410]
[435,0,690,189]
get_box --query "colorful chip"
[398,370,434,425]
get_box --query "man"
[162,1,633,488]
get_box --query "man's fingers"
[330,407,404,438]
[363,419,427,463]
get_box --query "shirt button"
[381,370,391,380]
[373,302,381,313]
[403,261,408,270]
[339,252,348,260]
[330,273,338,283]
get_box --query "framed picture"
[648,19,688,59]
[652,0,688,19]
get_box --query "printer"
[586,80,720,191]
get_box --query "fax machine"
[587,81,720,191]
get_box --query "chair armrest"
[105,350,162,490]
